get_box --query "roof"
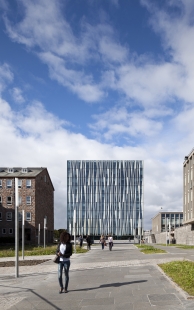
[183,147,194,165]
[0,167,47,178]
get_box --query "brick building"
[0,167,54,244]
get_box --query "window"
[44,175,47,182]
[0,195,2,204]
[2,228,6,234]
[7,196,12,205]
[0,212,2,220]
[6,212,12,221]
[26,196,31,205]
[26,179,31,188]
[0,180,2,188]
[26,212,31,221]
[6,180,12,188]
[9,228,13,234]
[19,196,22,205]
[18,180,22,188]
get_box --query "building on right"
[183,148,194,225]
[152,212,183,235]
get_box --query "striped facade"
[67,160,144,237]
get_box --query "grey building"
[67,160,144,238]
[183,149,194,225]
[152,212,183,234]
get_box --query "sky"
[0,0,193,230]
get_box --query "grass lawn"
[176,245,194,249]
[158,244,177,246]
[136,244,166,254]
[158,244,194,249]
[0,244,88,257]
[158,260,194,296]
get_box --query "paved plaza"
[1,243,194,309]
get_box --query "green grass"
[136,244,166,254]
[0,244,88,257]
[176,245,194,249]
[157,243,177,246]
[158,244,194,249]
[159,261,194,296]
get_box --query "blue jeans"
[101,242,104,249]
[58,260,70,290]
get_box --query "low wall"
[174,225,194,245]
[154,232,167,244]
[152,225,194,245]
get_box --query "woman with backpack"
[56,231,72,294]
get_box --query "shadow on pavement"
[70,280,147,292]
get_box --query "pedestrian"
[100,234,106,250]
[56,231,72,294]
[79,235,83,248]
[86,234,91,250]
[108,234,113,251]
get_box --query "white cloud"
[0,95,188,229]
[89,107,163,141]
[2,0,128,103]
[11,87,25,103]
[0,63,13,93]
[1,0,194,230]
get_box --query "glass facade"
[161,213,183,232]
[67,160,144,237]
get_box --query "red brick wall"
[35,169,54,244]
[0,169,54,245]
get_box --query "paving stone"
[80,297,114,306]
[124,274,152,278]
[133,301,152,309]
[2,244,194,310]
[133,286,167,295]
[148,293,182,307]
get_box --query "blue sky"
[0,0,194,229]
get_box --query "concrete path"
[1,244,194,309]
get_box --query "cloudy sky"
[0,0,193,230]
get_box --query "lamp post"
[22,210,25,260]
[15,178,19,278]
[38,223,40,247]
[74,209,76,253]
[44,216,47,248]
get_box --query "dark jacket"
[56,242,72,258]
[86,236,91,245]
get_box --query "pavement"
[1,243,194,309]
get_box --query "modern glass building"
[67,160,144,238]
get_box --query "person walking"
[79,235,83,248]
[56,232,72,294]
[100,235,106,250]
[108,234,113,251]
[86,234,91,250]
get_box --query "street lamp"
[44,216,47,248]
[74,209,76,253]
